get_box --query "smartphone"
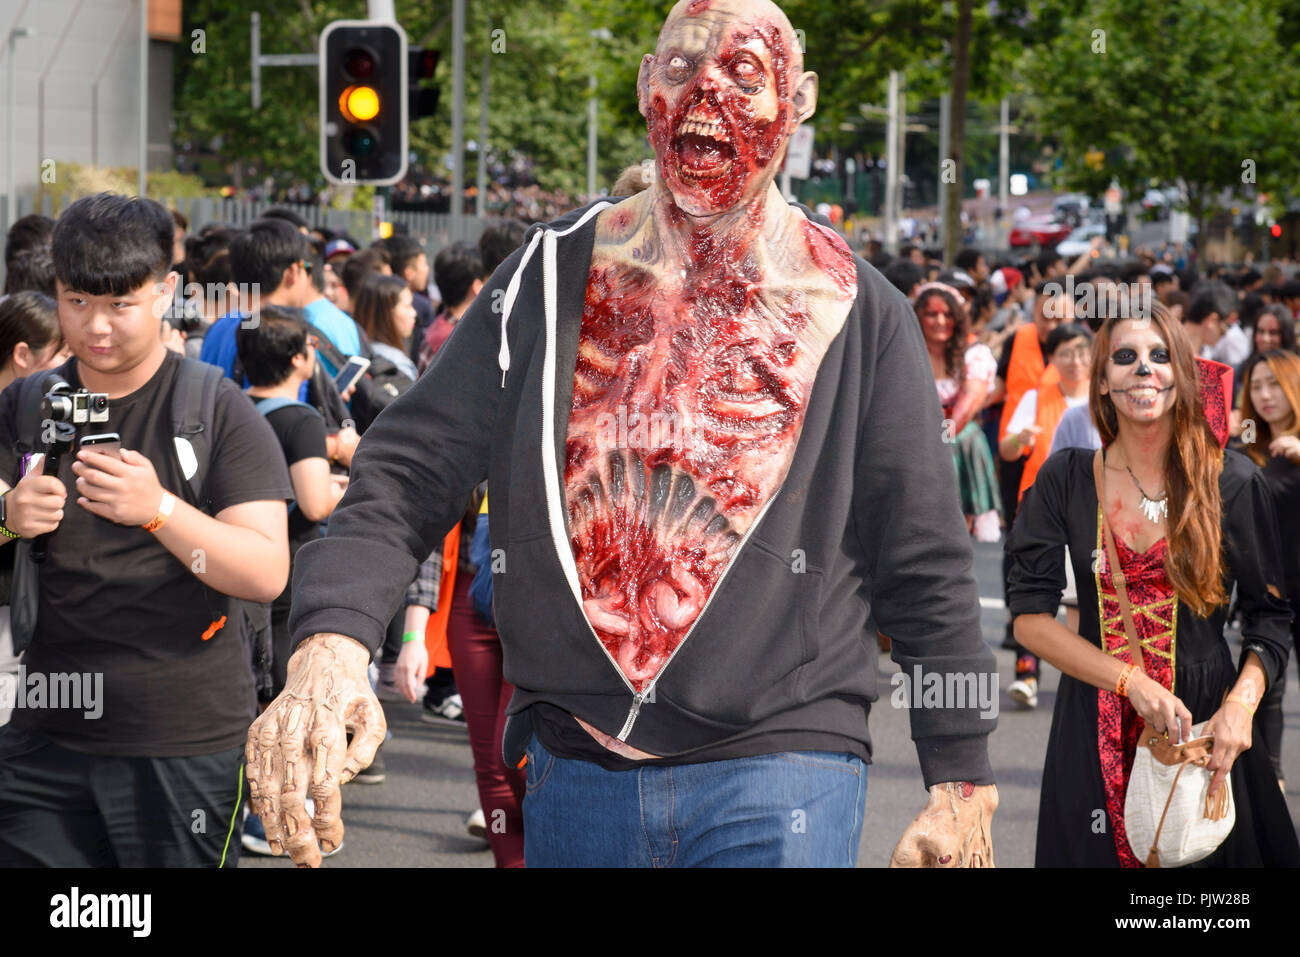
[79,432,122,458]
[334,355,371,394]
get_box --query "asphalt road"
[240,538,1300,868]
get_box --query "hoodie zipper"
[538,208,782,744]
[537,208,639,707]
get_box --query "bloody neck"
[630,181,795,279]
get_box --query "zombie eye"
[1111,348,1137,365]
[665,54,691,81]
[732,58,763,93]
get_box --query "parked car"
[1053,193,1091,227]
[1009,216,1074,248]
[1141,187,1181,221]
[1056,223,1109,258]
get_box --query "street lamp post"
[7,26,35,228]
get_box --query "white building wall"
[1,0,151,198]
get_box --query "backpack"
[8,358,271,695]
[306,324,414,434]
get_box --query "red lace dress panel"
[1094,517,1177,868]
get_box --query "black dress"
[1007,446,1300,867]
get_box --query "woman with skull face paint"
[913,282,1002,543]
[1007,301,1300,866]
[1237,349,1300,790]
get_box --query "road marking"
[979,596,1005,610]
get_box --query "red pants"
[446,574,525,867]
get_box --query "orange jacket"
[423,523,460,670]
[999,323,1058,443]
[1018,371,1069,502]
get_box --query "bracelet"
[0,523,18,540]
[1226,694,1257,717]
[1115,663,1137,697]
[142,491,176,533]
[401,630,423,644]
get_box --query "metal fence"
[0,194,488,287]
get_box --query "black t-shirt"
[409,291,437,364]
[260,402,329,544]
[0,352,293,756]
[1260,454,1300,605]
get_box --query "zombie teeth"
[678,160,733,181]
[676,119,729,142]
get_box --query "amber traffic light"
[320,21,408,185]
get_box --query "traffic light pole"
[478,50,489,219]
[451,0,466,235]
[250,13,318,110]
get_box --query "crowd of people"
[223,171,584,224]
[1,176,1299,868]
[873,235,1300,865]
[0,198,531,867]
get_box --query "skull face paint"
[644,1,798,217]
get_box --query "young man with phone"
[0,193,294,867]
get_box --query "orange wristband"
[142,491,176,533]
[1115,663,1137,697]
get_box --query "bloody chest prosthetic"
[562,219,856,691]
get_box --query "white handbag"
[1123,719,1235,867]
[1094,450,1235,868]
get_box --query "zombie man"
[249,0,998,867]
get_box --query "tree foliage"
[1022,0,1300,237]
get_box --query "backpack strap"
[171,358,224,511]
[14,367,68,463]
[254,397,317,418]
[304,321,356,371]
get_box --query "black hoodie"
[290,199,997,788]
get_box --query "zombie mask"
[639,0,815,217]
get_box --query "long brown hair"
[1089,300,1227,617]
[352,273,409,350]
[1239,349,1300,467]
[913,286,969,384]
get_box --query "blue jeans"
[522,734,867,867]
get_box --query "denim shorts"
[522,734,867,867]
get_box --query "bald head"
[659,0,804,78]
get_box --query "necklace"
[1125,464,1168,524]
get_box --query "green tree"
[1022,0,1300,246]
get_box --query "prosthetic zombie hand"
[890,782,998,868]
[245,633,385,868]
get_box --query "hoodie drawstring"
[497,201,614,388]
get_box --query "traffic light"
[320,20,408,186]
[1272,223,1282,239]
[409,47,441,121]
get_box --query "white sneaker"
[466,807,488,841]
[973,510,1002,543]
[1008,676,1039,709]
